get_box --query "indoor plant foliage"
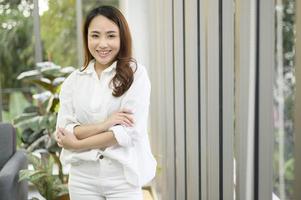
[16,62,75,200]
[19,153,69,200]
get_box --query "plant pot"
[56,194,70,200]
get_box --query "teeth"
[97,50,110,56]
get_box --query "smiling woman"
[87,15,120,72]
[82,6,135,97]
[55,5,156,200]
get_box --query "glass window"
[273,0,296,199]
[0,0,35,123]
[0,0,120,122]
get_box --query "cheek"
[114,40,121,51]
[117,39,121,48]
[88,39,97,50]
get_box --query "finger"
[122,117,134,127]
[120,120,132,127]
[120,108,133,114]
[55,134,59,142]
[121,113,134,124]
[118,119,132,127]
[58,128,66,135]
[117,117,133,127]
[56,138,63,147]
[126,115,134,124]
[56,131,61,139]
[57,130,63,138]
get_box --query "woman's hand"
[55,128,81,150]
[103,108,134,130]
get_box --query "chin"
[97,59,113,66]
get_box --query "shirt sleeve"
[109,65,151,147]
[56,72,80,134]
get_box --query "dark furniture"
[0,123,28,200]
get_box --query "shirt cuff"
[109,125,133,147]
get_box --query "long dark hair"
[82,5,136,97]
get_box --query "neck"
[94,62,109,76]
[94,60,116,78]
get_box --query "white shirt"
[56,59,157,186]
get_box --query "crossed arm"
[56,65,150,152]
[55,109,134,151]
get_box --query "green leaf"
[284,158,295,180]
[13,112,38,124]
[17,70,41,80]
[31,79,56,93]
[8,92,30,121]
[27,153,44,170]
[53,184,69,197]
[19,169,47,182]
[21,129,44,146]
[29,198,40,200]
[46,96,59,113]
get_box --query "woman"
[55,5,156,200]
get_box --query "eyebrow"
[90,30,118,34]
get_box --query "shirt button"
[99,155,104,159]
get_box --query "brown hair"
[82,5,136,97]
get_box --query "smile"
[96,50,111,57]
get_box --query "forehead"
[88,15,119,32]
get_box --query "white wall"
[119,0,150,70]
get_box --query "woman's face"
[87,15,120,69]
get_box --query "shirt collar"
[77,59,117,75]
[103,61,117,73]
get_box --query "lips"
[96,50,111,57]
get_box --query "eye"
[91,34,99,38]
[108,34,116,38]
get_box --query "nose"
[97,37,108,48]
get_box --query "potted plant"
[19,152,69,200]
[15,62,75,200]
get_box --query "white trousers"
[68,156,143,200]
